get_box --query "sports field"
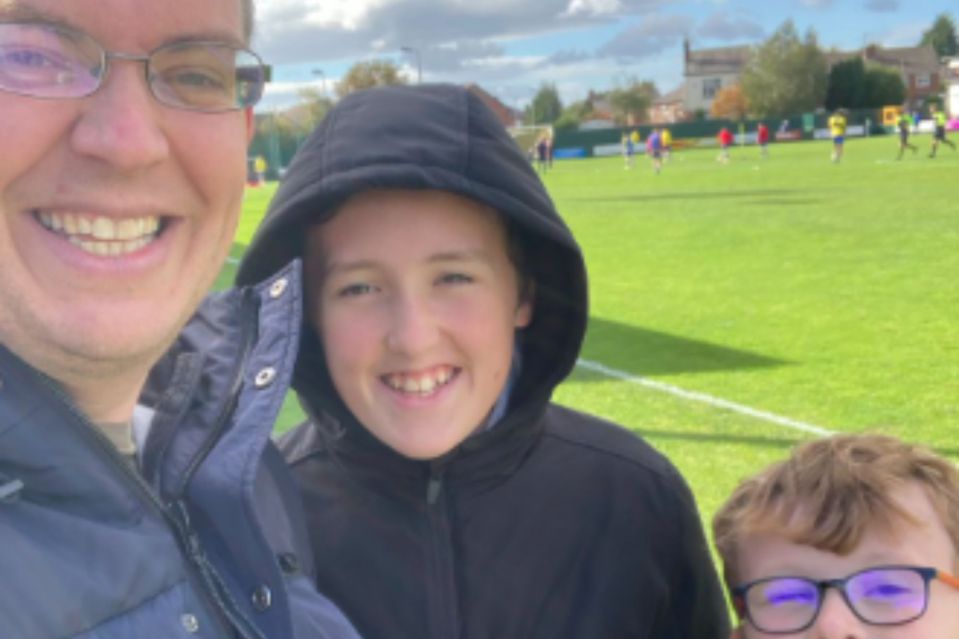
[219,132,957,540]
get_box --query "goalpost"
[508,124,553,155]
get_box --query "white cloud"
[698,12,764,40]
[863,0,899,12]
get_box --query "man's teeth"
[385,367,454,395]
[37,211,161,256]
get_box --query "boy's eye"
[336,282,376,297]
[438,272,474,285]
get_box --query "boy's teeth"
[388,368,454,395]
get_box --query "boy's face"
[731,482,959,639]
[306,189,533,460]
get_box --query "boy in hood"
[237,83,729,638]
[714,434,959,639]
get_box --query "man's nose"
[69,60,170,171]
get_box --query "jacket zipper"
[34,287,265,639]
[425,463,460,638]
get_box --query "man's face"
[306,189,533,460]
[732,482,959,639]
[0,1,252,393]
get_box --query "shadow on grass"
[635,429,803,449]
[631,428,959,460]
[581,316,789,378]
[568,189,814,204]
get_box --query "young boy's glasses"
[0,21,265,112]
[733,565,959,634]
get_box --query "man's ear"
[244,107,255,144]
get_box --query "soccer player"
[0,1,358,637]
[929,104,956,158]
[757,122,770,158]
[897,109,918,159]
[622,131,635,169]
[718,126,734,163]
[828,108,847,163]
[647,127,664,174]
[714,434,959,638]
[661,126,673,161]
[237,84,731,639]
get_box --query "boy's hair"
[713,434,959,589]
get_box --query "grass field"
[220,132,958,548]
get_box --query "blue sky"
[251,0,956,112]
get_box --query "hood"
[236,83,587,427]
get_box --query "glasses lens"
[149,42,264,112]
[0,22,102,98]
[746,578,820,633]
[846,567,927,624]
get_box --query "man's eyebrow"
[0,6,245,48]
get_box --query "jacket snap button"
[278,552,299,575]
[254,367,277,388]
[269,277,288,299]
[252,585,273,611]
[180,613,200,633]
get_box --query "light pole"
[400,46,422,84]
[312,68,326,97]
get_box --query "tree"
[920,13,958,57]
[825,58,867,110]
[607,79,658,124]
[553,99,591,131]
[710,85,749,120]
[335,60,408,98]
[863,65,905,107]
[526,83,562,125]
[741,20,828,117]
[297,87,334,130]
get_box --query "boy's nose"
[811,589,866,639]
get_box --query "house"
[683,38,944,115]
[682,39,752,115]
[948,58,959,117]
[649,86,687,124]
[860,44,942,109]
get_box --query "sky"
[250,0,956,112]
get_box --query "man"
[237,84,729,639]
[896,109,918,159]
[827,109,847,163]
[0,1,359,637]
[929,103,956,158]
[714,434,959,638]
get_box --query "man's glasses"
[0,21,265,112]
[732,565,959,634]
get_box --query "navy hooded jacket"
[237,84,730,639]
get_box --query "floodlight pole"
[312,68,326,97]
[401,46,422,84]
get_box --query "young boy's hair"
[713,434,959,590]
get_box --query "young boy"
[237,84,729,639]
[713,434,959,638]
[896,110,918,159]
[828,109,847,163]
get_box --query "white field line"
[576,358,834,437]
[226,256,240,265]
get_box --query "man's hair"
[242,0,255,42]
[713,434,959,589]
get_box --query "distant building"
[683,38,944,115]
[947,57,959,118]
[649,86,687,124]
[682,39,752,115]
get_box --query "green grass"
[221,133,958,554]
